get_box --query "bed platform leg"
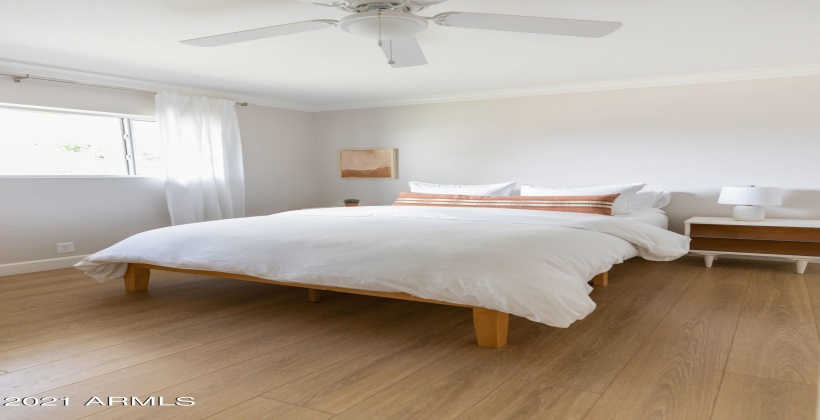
[124,264,150,292]
[307,288,321,303]
[473,308,509,349]
[592,272,609,287]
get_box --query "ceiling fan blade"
[181,20,338,47]
[380,36,428,68]
[431,12,621,38]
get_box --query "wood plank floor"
[0,258,817,419]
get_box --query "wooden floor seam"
[505,376,605,395]
[706,267,751,420]
[726,370,820,387]
[259,395,342,416]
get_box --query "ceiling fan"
[181,0,622,68]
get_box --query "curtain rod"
[2,72,248,106]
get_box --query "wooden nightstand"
[684,217,820,274]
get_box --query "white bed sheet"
[76,206,689,328]
[614,209,669,229]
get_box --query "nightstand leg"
[796,260,808,274]
[704,255,715,268]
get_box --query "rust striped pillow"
[393,192,619,215]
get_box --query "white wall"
[312,76,820,234]
[0,79,318,272]
[0,177,170,266]
[238,105,318,217]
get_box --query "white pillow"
[408,181,516,196]
[654,191,672,208]
[626,191,672,212]
[520,183,646,214]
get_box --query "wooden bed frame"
[123,263,609,349]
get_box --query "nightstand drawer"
[685,217,820,273]
[690,237,820,257]
[689,224,820,242]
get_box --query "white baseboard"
[0,255,90,277]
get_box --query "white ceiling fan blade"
[380,36,428,68]
[431,12,621,38]
[181,20,338,47]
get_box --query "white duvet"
[76,206,690,328]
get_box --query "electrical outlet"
[56,242,75,254]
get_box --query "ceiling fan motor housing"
[340,11,428,39]
[300,0,448,13]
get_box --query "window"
[0,106,163,176]
[130,120,163,176]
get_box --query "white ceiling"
[1,0,820,110]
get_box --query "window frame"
[0,102,160,179]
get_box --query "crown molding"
[0,58,314,112]
[308,64,820,112]
[3,58,820,113]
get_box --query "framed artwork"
[339,148,397,179]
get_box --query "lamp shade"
[718,186,782,206]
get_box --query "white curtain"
[155,92,245,225]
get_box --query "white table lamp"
[718,186,782,221]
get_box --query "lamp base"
[733,205,765,221]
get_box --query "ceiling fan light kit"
[184,0,622,68]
